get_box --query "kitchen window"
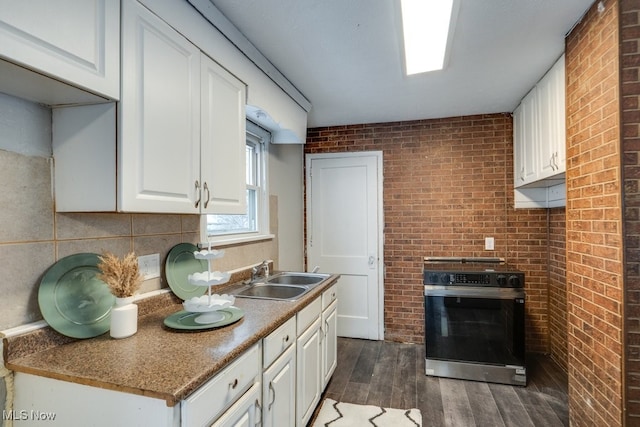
[205,121,270,243]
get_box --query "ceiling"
[209,0,596,128]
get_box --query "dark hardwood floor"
[317,337,569,427]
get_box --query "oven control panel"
[423,267,524,288]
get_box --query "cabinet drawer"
[182,343,261,427]
[322,284,338,311]
[263,316,296,368]
[297,297,321,336]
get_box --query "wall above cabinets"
[513,55,566,208]
[0,0,120,105]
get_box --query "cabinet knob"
[229,378,238,389]
[283,334,289,343]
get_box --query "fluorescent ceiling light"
[401,0,456,75]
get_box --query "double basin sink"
[234,272,330,301]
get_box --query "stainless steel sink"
[234,283,308,300]
[266,272,329,286]
[234,272,330,301]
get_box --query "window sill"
[204,233,275,248]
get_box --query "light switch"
[485,237,495,251]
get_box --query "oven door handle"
[424,285,525,299]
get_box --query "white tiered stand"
[183,244,233,324]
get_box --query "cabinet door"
[119,0,201,213]
[552,55,566,174]
[537,55,566,180]
[296,318,322,427]
[263,345,296,427]
[513,103,525,187]
[200,54,247,214]
[211,382,261,427]
[513,89,538,187]
[537,67,557,179]
[321,300,338,389]
[0,0,119,100]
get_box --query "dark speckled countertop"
[4,275,339,406]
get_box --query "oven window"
[425,295,525,366]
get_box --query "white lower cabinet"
[294,287,339,427]
[321,300,338,389]
[295,297,323,427]
[182,344,261,427]
[262,316,296,427]
[210,382,262,427]
[262,345,296,427]
[296,316,323,427]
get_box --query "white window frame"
[202,121,273,245]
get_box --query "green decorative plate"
[165,243,208,301]
[38,253,115,339]
[164,306,244,330]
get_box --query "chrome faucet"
[251,260,270,282]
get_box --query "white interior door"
[306,152,383,340]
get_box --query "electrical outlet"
[485,237,495,251]
[138,253,160,280]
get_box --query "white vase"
[110,296,138,339]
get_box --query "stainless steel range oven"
[423,257,526,386]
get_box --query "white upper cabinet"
[513,54,566,189]
[513,89,539,186]
[537,55,566,180]
[119,0,201,213]
[513,54,566,208]
[0,0,120,102]
[201,55,247,214]
[54,0,247,213]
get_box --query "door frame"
[305,151,385,340]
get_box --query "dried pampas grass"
[97,252,144,298]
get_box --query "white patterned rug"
[312,398,422,427]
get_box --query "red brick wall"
[565,0,624,425]
[621,0,640,423]
[305,115,550,351]
[549,208,568,372]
